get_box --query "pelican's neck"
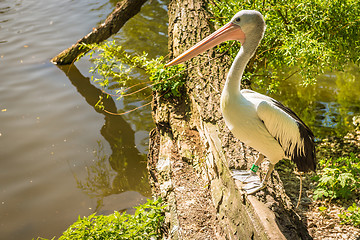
[223,45,254,95]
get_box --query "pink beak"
[165,22,245,67]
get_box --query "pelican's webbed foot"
[231,169,264,194]
[242,181,265,194]
[231,162,275,195]
[231,169,260,183]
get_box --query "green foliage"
[83,41,186,99]
[149,65,187,98]
[313,154,360,200]
[318,206,327,212]
[339,203,360,227]
[34,198,166,240]
[209,0,360,91]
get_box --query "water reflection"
[110,0,168,58]
[56,0,169,215]
[60,0,170,209]
[58,64,151,210]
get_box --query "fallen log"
[51,0,147,65]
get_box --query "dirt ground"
[170,151,225,239]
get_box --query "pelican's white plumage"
[166,10,316,194]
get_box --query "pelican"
[166,10,316,194]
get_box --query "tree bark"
[148,0,313,239]
[51,0,147,65]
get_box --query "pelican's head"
[165,10,266,67]
[230,10,265,46]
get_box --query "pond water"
[0,0,359,240]
[0,0,167,239]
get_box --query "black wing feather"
[272,100,316,172]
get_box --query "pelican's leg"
[261,163,275,185]
[243,163,275,195]
[232,154,264,183]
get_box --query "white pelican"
[166,10,316,194]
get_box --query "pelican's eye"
[235,17,241,23]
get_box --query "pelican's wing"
[256,98,316,172]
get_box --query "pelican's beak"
[165,22,245,67]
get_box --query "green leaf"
[46,198,167,240]
[338,172,355,188]
[313,155,360,201]
[209,0,360,91]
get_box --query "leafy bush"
[313,154,360,200]
[339,203,360,227]
[209,0,360,91]
[34,198,166,240]
[83,41,187,99]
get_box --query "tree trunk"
[51,0,147,65]
[148,0,312,239]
